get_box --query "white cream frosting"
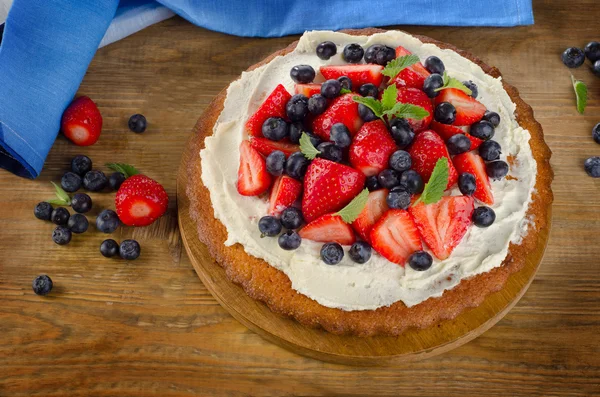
[200,30,537,311]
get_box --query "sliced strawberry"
[408,130,458,189]
[268,175,302,216]
[453,151,494,205]
[349,120,397,176]
[302,158,366,222]
[249,137,300,157]
[430,121,484,150]
[245,84,292,137]
[295,83,322,97]
[435,88,486,126]
[409,196,474,260]
[311,93,363,140]
[320,64,384,88]
[352,189,389,242]
[299,214,356,245]
[395,87,433,132]
[237,141,272,196]
[370,209,422,266]
[61,96,103,146]
[390,46,430,89]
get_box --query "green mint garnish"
[571,75,588,114]
[380,84,398,110]
[381,55,420,79]
[106,163,140,179]
[340,88,352,94]
[413,158,449,206]
[434,71,473,96]
[336,188,369,223]
[384,102,430,120]
[48,182,71,206]
[299,132,321,160]
[352,85,429,122]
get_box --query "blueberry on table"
[330,123,351,148]
[399,170,424,194]
[423,74,444,98]
[584,156,600,177]
[317,142,343,163]
[67,213,89,234]
[278,230,301,250]
[96,209,119,233]
[364,44,395,65]
[308,94,328,115]
[128,114,147,133]
[61,172,82,193]
[386,189,411,210]
[472,206,496,227]
[478,140,502,161]
[358,101,378,122]
[34,202,53,220]
[286,94,309,122]
[365,175,381,191]
[377,169,401,189]
[389,118,415,147]
[120,239,141,260]
[280,207,304,230]
[486,160,509,180]
[342,43,364,63]
[290,65,316,84]
[108,172,126,191]
[593,123,600,144]
[470,120,495,141]
[286,152,310,181]
[349,241,372,264]
[258,216,282,237]
[389,150,412,172]
[462,80,478,98]
[358,83,379,98]
[561,47,585,68]
[446,134,472,155]
[584,41,600,63]
[458,172,477,196]
[321,242,344,265]
[337,76,352,91]
[32,275,53,296]
[52,225,72,245]
[262,117,289,141]
[320,79,341,99]
[408,251,433,271]
[593,60,600,77]
[71,155,92,176]
[83,170,108,192]
[51,207,70,226]
[71,193,92,213]
[100,239,119,258]
[434,102,456,125]
[483,110,501,127]
[316,41,337,60]
[266,151,286,176]
[424,56,445,75]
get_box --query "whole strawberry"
[61,96,103,146]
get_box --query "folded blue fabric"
[0,0,533,178]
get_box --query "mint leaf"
[106,163,140,179]
[571,75,588,114]
[352,95,383,118]
[50,182,71,206]
[381,84,398,111]
[383,102,430,120]
[336,189,369,223]
[340,88,352,94]
[381,55,420,79]
[434,71,472,96]
[299,132,321,160]
[413,158,449,206]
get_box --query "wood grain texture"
[1,0,599,394]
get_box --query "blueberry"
[593,123,600,144]
[280,207,304,229]
[483,110,501,127]
[290,65,316,84]
[358,83,379,97]
[458,173,476,196]
[83,170,108,192]
[61,172,82,193]
[100,239,119,258]
[337,76,352,91]
[108,172,126,191]
[303,131,322,147]
[408,251,433,271]
[342,43,364,63]
[67,213,89,234]
[128,114,147,133]
[321,242,344,265]
[446,134,471,155]
[400,170,424,194]
[472,206,496,227]
[316,41,337,60]
[389,150,412,172]
[364,44,395,65]
[258,216,282,237]
[593,60,600,77]
[358,101,378,122]
[424,56,445,75]
[317,142,343,163]
[288,122,304,144]
[386,189,411,209]
[562,47,585,68]
[52,225,72,245]
[462,80,478,98]
[266,150,286,176]
[308,94,328,115]
[262,117,289,141]
[96,209,119,233]
[584,156,600,177]
[423,74,443,98]
[479,140,502,161]
[434,102,456,124]
[349,241,372,264]
[120,239,141,260]
[71,193,92,213]
[34,202,53,220]
[71,155,92,176]
[585,41,600,63]
[377,169,400,189]
[321,79,341,99]
[51,207,70,226]
[278,230,301,250]
[470,120,495,141]
[32,275,53,296]
[486,160,509,180]
[365,175,381,191]
[330,123,351,148]
[389,118,415,147]
[286,94,309,122]
[286,152,310,180]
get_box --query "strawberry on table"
[61,96,103,146]
[295,83,322,97]
[430,120,484,150]
[370,209,422,266]
[390,46,430,90]
[249,137,300,157]
[299,213,356,245]
[408,130,458,189]
[453,151,494,205]
[311,93,363,140]
[268,175,302,216]
[395,87,433,132]
[349,120,397,177]
[352,189,389,242]
[245,84,292,137]
[435,88,486,126]
[237,140,272,196]
[320,64,384,88]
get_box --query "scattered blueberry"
[424,56,445,75]
[278,230,301,250]
[358,101,378,122]
[470,120,495,141]
[308,94,328,115]
[34,202,53,221]
[400,170,425,194]
[52,225,72,245]
[288,122,304,144]
[330,123,351,148]
[317,142,343,163]
[386,188,411,210]
[562,47,585,68]
[423,74,443,98]
[286,152,310,180]
[321,79,342,99]
[321,242,344,265]
[585,41,600,63]
[100,239,120,258]
[61,172,82,193]
[408,251,433,271]
[120,239,141,260]
[593,60,600,77]
[377,169,401,189]
[71,193,92,213]
[83,170,108,192]
[67,213,89,234]
[342,43,364,63]
[358,83,379,97]
[458,173,477,196]
[364,44,395,65]
[96,209,119,233]
[290,65,316,84]
[32,275,53,296]
[388,150,412,172]
[483,110,501,127]
[389,118,415,147]
[108,172,126,191]
[128,114,147,133]
[258,216,282,237]
[280,207,304,229]
[486,160,509,180]
[316,41,337,60]
[349,241,372,264]
[286,95,309,122]
[262,117,289,141]
[337,76,352,91]
[478,140,502,161]
[593,123,600,144]
[434,102,456,124]
[472,206,496,227]
[365,175,381,191]
[584,156,600,177]
[446,134,471,155]
[51,207,70,226]
[71,155,92,176]
[266,151,286,177]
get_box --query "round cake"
[187,28,553,336]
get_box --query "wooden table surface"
[1,0,599,395]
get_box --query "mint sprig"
[352,85,429,122]
[106,163,140,179]
[381,55,420,79]
[336,189,369,223]
[299,132,321,160]
[434,71,473,96]
[385,102,431,120]
[413,158,449,206]
[48,182,71,206]
[340,88,352,94]
[571,75,587,114]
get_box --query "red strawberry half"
[435,88,486,126]
[349,120,397,176]
[115,174,169,227]
[295,83,321,97]
[430,120,484,150]
[370,209,422,266]
[245,84,292,137]
[237,140,272,196]
[453,151,494,205]
[320,64,384,88]
[408,130,458,189]
[302,158,365,222]
[409,196,474,260]
[268,175,302,216]
[299,214,356,245]
[61,96,103,146]
[311,93,363,140]
[249,137,300,157]
[395,87,433,132]
[352,189,389,243]
[391,46,430,89]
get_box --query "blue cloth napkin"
[0,0,533,178]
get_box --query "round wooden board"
[176,132,552,366]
